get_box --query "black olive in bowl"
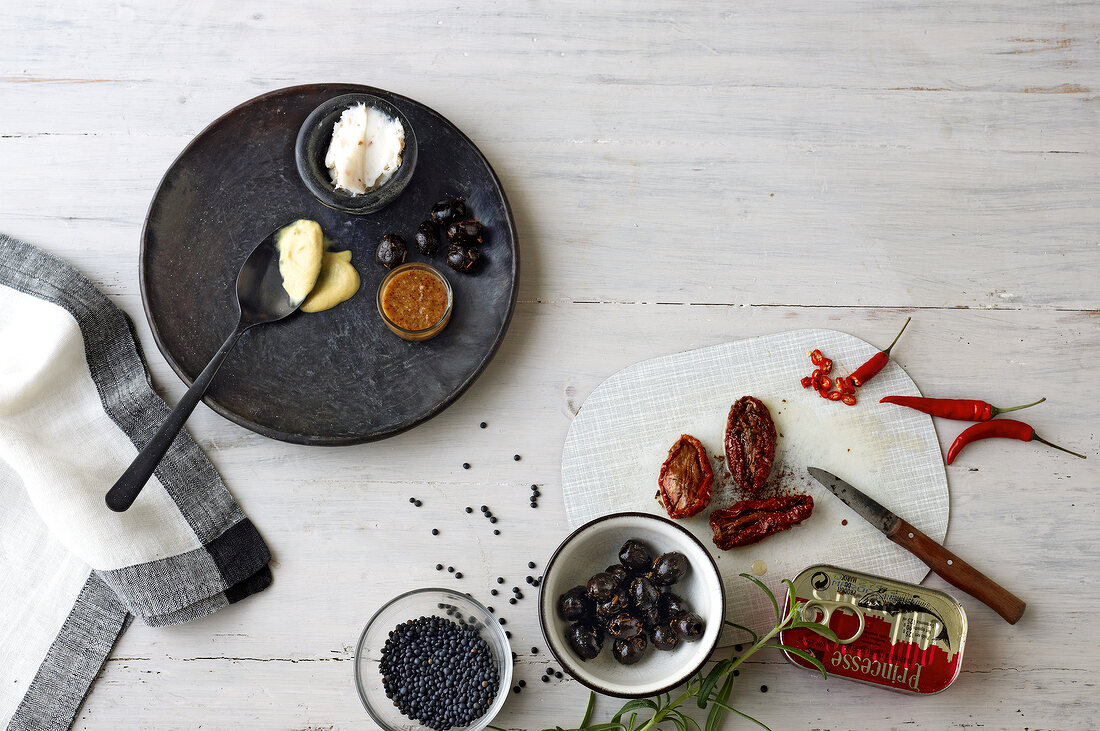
[651,552,689,585]
[566,622,603,661]
[618,539,653,573]
[612,635,648,666]
[557,586,593,622]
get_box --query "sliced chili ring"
[800,376,813,389]
[820,376,832,390]
[842,394,858,406]
[809,349,824,365]
[828,391,842,401]
[820,358,833,374]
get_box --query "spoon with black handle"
[105,226,304,512]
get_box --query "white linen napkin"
[0,234,272,731]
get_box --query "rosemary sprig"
[536,573,837,731]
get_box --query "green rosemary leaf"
[782,579,799,618]
[580,691,596,727]
[788,620,839,643]
[611,698,658,723]
[710,700,773,731]
[627,712,637,730]
[770,644,829,678]
[739,573,780,625]
[704,675,735,731]
[722,620,760,644]
[696,659,732,708]
[579,724,627,731]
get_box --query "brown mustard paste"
[381,268,449,332]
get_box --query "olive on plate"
[606,612,644,640]
[566,622,603,661]
[414,220,439,255]
[612,634,648,665]
[650,624,681,651]
[651,552,689,585]
[605,564,630,586]
[445,243,479,272]
[429,197,467,226]
[375,233,406,269]
[586,572,618,602]
[618,539,653,574]
[628,576,660,611]
[557,586,593,622]
[670,611,705,642]
[446,219,484,246]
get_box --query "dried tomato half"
[723,396,777,494]
[709,494,814,549]
[657,434,713,519]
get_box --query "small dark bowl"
[295,93,418,215]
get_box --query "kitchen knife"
[807,466,1026,624]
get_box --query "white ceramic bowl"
[538,512,725,698]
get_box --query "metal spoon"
[105,226,304,512]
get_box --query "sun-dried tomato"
[724,396,777,494]
[709,494,814,549]
[657,434,714,519]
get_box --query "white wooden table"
[2,2,1098,728]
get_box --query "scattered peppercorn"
[431,528,439,536]
[481,506,489,513]
[513,454,521,461]
[454,572,463,579]
[489,517,498,524]
[435,564,443,571]
[480,422,487,429]
[528,561,536,569]
[760,685,768,693]
[519,680,526,687]
[531,647,539,654]
[409,497,416,504]
[493,529,501,535]
[462,463,471,470]
[490,589,498,596]
[541,675,549,683]
[465,507,473,514]
[554,671,562,678]
[509,598,517,605]
[447,567,455,573]
[497,577,505,584]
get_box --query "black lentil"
[531,647,539,654]
[497,577,505,584]
[481,506,489,513]
[509,598,517,605]
[554,671,563,678]
[409,497,416,504]
[512,686,520,694]
[518,680,526,687]
[379,615,499,731]
[532,490,541,498]
[489,517,498,524]
[531,484,538,491]
[415,500,422,507]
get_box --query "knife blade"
[807,466,1026,625]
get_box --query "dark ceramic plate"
[141,84,519,445]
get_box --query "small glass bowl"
[354,588,512,731]
[377,263,453,341]
[295,93,418,215]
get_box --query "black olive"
[595,587,631,619]
[429,197,467,226]
[612,634,648,665]
[628,576,660,610]
[650,623,681,651]
[414,220,439,255]
[557,586,594,622]
[606,612,644,640]
[586,572,618,601]
[446,219,484,246]
[639,604,660,628]
[566,622,603,661]
[618,539,653,573]
[605,564,630,586]
[445,243,479,273]
[670,611,705,642]
[651,552,689,585]
[658,592,689,619]
[375,233,406,269]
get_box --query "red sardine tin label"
[778,564,967,695]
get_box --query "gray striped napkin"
[0,234,272,731]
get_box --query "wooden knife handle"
[888,518,1026,624]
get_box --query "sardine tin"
[779,564,968,694]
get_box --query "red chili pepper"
[849,317,911,387]
[809,349,824,365]
[819,376,832,390]
[820,358,833,375]
[945,419,1087,465]
[827,391,842,401]
[880,395,1045,422]
[842,394,857,406]
[800,376,813,389]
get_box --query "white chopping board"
[561,329,949,644]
